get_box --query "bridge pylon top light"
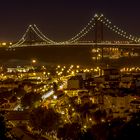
[100,14,104,17]
[94,13,98,18]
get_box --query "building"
[67,75,83,90]
[104,68,120,81]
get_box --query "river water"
[0,46,140,68]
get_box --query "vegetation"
[29,107,61,133]
[0,112,18,140]
[21,92,41,109]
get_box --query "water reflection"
[92,47,139,60]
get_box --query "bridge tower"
[94,14,104,73]
[26,27,38,43]
[94,14,103,43]
[25,25,43,44]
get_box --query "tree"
[21,92,41,109]
[0,112,17,140]
[93,109,107,124]
[57,122,81,140]
[53,82,58,92]
[9,95,17,103]
[29,107,61,133]
[75,102,99,124]
[0,112,7,140]
[13,86,26,97]
[79,128,96,140]
[114,114,140,140]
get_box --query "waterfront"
[0,46,140,68]
[1,1,140,139]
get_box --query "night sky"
[0,0,140,42]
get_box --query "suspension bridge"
[9,13,140,48]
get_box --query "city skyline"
[0,0,140,41]
[1,1,140,140]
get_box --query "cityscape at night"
[0,0,140,140]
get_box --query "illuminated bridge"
[9,13,140,49]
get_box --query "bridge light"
[101,14,104,17]
[94,14,98,18]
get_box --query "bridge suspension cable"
[32,24,56,44]
[10,24,56,48]
[97,14,140,43]
[10,13,140,48]
[69,23,96,43]
[30,25,54,43]
[63,16,98,43]
[10,25,32,47]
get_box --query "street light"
[32,59,36,64]
[53,95,57,99]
